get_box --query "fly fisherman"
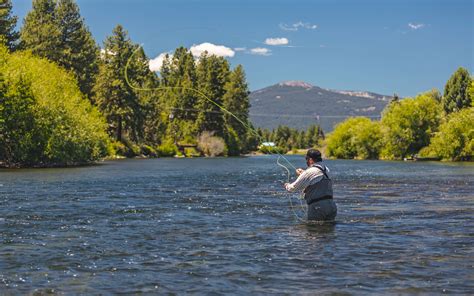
[284,149,337,221]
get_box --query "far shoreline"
[1,153,472,169]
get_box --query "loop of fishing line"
[124,45,306,221]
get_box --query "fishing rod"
[124,45,306,221]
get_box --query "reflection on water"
[0,157,473,294]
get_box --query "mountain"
[249,81,392,132]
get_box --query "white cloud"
[280,21,318,31]
[189,42,235,58]
[264,37,289,46]
[250,47,271,56]
[408,23,425,30]
[100,48,116,57]
[234,47,247,51]
[149,52,171,72]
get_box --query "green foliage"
[380,91,442,159]
[0,46,109,166]
[259,145,287,155]
[20,0,99,97]
[93,25,157,144]
[195,53,229,137]
[442,67,472,114]
[140,144,157,157]
[223,65,251,152]
[469,78,474,107]
[256,124,324,152]
[428,107,473,161]
[224,127,240,156]
[0,0,19,50]
[156,140,177,157]
[326,117,382,159]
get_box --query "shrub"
[156,141,177,157]
[428,107,473,161]
[140,144,157,157]
[0,46,109,166]
[325,117,382,159]
[198,131,226,157]
[259,145,287,155]
[380,91,442,159]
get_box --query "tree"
[0,0,19,50]
[161,47,199,143]
[195,53,229,137]
[0,45,109,167]
[469,78,474,107]
[380,91,442,159]
[222,65,251,153]
[428,107,473,161]
[55,0,99,97]
[325,117,382,159]
[442,67,472,113]
[93,25,136,143]
[20,0,61,60]
[20,0,99,97]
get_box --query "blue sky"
[12,0,473,96]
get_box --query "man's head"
[306,149,322,166]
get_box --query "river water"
[0,156,473,294]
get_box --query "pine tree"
[0,0,19,50]
[20,0,62,60]
[20,0,99,97]
[55,0,99,97]
[93,25,140,143]
[442,67,472,114]
[222,65,251,150]
[162,47,199,142]
[195,53,229,137]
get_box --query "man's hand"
[284,183,289,190]
[296,168,304,176]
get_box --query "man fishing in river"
[284,149,337,221]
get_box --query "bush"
[156,141,177,157]
[259,145,287,155]
[325,117,382,159]
[380,91,442,159]
[0,46,109,166]
[184,147,200,157]
[198,131,226,157]
[427,107,473,161]
[140,144,157,157]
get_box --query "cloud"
[408,23,425,30]
[234,47,247,51]
[189,42,235,58]
[280,21,318,31]
[149,52,171,72]
[264,37,289,46]
[250,47,271,56]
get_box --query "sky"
[12,0,474,97]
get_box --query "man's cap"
[306,149,322,161]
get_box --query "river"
[0,156,473,294]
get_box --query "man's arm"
[285,170,312,192]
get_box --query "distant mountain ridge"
[249,81,391,132]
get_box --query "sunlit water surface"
[0,156,473,294]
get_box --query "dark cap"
[306,149,322,162]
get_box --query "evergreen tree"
[20,0,99,97]
[55,0,99,97]
[162,47,199,143]
[222,65,250,151]
[442,67,472,113]
[93,25,142,143]
[196,53,229,137]
[0,0,19,50]
[20,0,61,60]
